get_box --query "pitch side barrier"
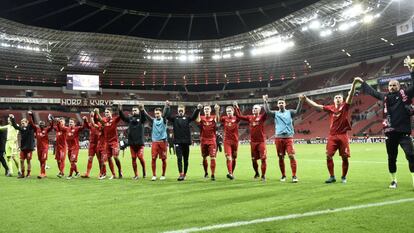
[0,83,354,107]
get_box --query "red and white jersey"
[199,115,217,145]
[323,103,351,135]
[102,116,121,144]
[85,122,100,145]
[65,126,83,150]
[235,108,267,143]
[54,125,67,151]
[28,117,53,151]
[220,115,240,143]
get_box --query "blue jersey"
[274,110,295,138]
[152,117,167,141]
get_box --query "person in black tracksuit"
[165,101,202,181]
[355,67,414,189]
[0,128,10,176]
[118,104,147,179]
[10,114,35,178]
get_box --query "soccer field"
[1,143,413,233]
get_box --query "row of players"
[1,71,414,188]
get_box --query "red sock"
[211,159,216,176]
[327,158,334,176]
[57,161,61,173]
[86,159,93,176]
[232,159,236,173]
[162,159,167,176]
[252,160,259,175]
[152,159,157,176]
[108,159,115,176]
[261,159,267,177]
[226,159,233,174]
[279,158,286,176]
[101,162,106,176]
[41,161,46,175]
[203,159,208,174]
[60,159,65,174]
[132,159,138,176]
[290,159,297,177]
[69,165,73,176]
[342,158,349,178]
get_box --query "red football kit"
[28,117,53,177]
[235,107,268,178]
[323,103,352,178]
[220,115,240,175]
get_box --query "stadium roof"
[0,0,414,91]
[0,0,320,40]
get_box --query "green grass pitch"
[1,143,414,233]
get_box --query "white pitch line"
[164,198,414,233]
[300,159,390,164]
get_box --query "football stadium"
[1,0,414,232]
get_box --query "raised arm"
[94,108,105,124]
[164,101,174,122]
[118,104,130,123]
[27,111,37,129]
[214,104,220,122]
[403,57,414,97]
[233,102,250,121]
[345,78,358,104]
[290,95,305,117]
[9,115,20,130]
[143,105,154,122]
[355,77,384,100]
[162,101,169,118]
[190,104,202,122]
[304,96,324,111]
[262,95,276,118]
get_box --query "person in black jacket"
[10,114,35,178]
[165,101,202,181]
[119,104,147,180]
[355,61,414,189]
[0,123,10,176]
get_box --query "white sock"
[390,173,397,182]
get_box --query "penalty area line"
[164,198,414,233]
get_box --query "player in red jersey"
[218,106,241,180]
[53,117,67,178]
[90,111,112,179]
[95,107,122,179]
[304,79,358,183]
[27,111,53,179]
[81,112,102,178]
[57,117,87,179]
[234,102,268,181]
[196,104,220,181]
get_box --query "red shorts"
[106,143,119,158]
[68,148,79,162]
[88,143,98,157]
[224,141,238,158]
[20,150,33,160]
[275,138,295,157]
[152,141,167,159]
[201,143,217,158]
[37,149,48,162]
[130,145,145,159]
[55,149,66,161]
[326,134,350,158]
[250,142,267,160]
